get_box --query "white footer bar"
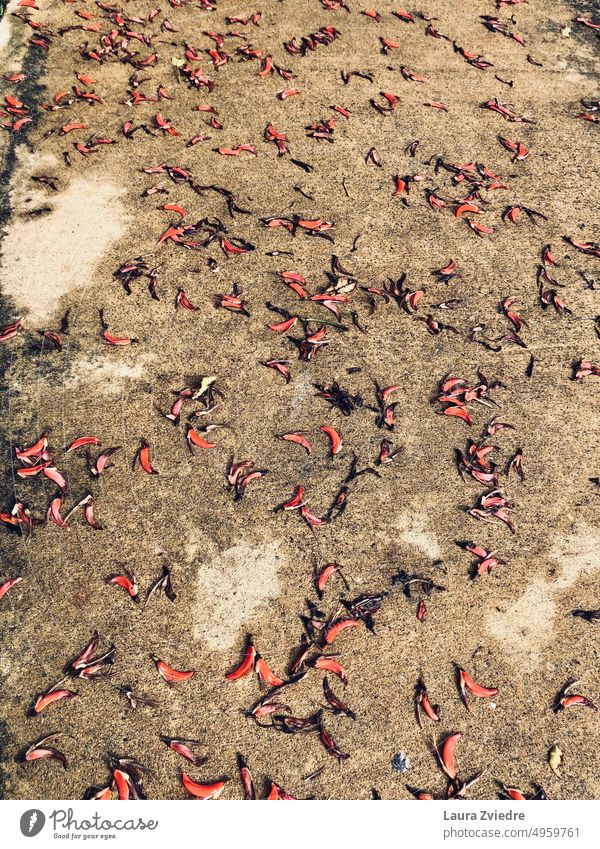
[1,799,597,849]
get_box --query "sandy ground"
[0,0,599,801]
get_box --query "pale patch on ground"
[1,158,128,323]
[0,654,12,677]
[563,70,588,85]
[6,150,59,208]
[552,528,600,588]
[193,539,284,650]
[67,355,152,393]
[487,579,557,672]
[396,511,443,559]
[486,526,600,670]
[288,370,314,417]
[0,3,14,54]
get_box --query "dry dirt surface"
[0,0,599,802]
